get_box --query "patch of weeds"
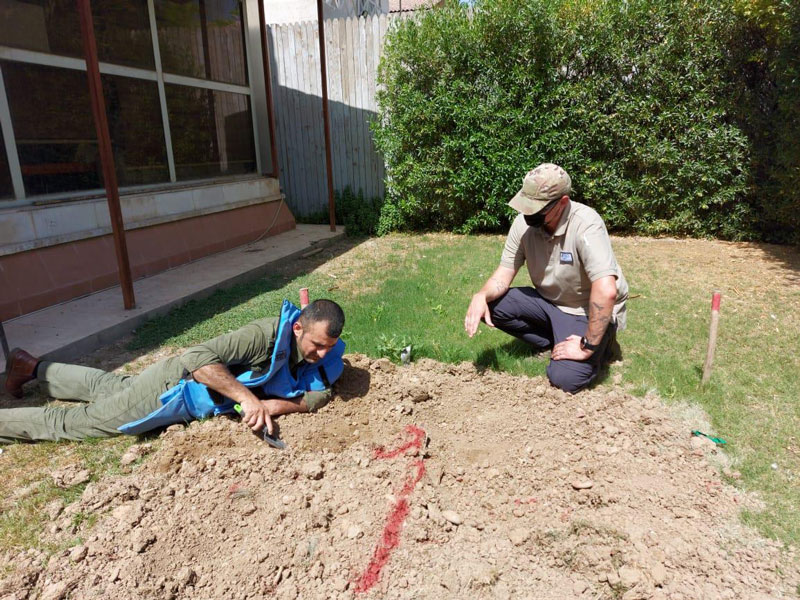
[70,511,97,530]
[558,546,579,569]
[569,519,628,541]
[376,334,411,363]
[0,436,133,553]
[370,303,386,323]
[536,529,563,545]
[609,581,630,600]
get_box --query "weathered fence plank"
[267,13,400,216]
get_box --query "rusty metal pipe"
[258,0,280,178]
[316,0,336,232]
[76,0,135,309]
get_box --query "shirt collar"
[290,334,304,371]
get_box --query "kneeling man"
[1,299,345,442]
[465,164,627,393]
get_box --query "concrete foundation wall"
[0,197,295,321]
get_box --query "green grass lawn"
[3,233,796,557]
[131,233,800,549]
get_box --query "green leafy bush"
[296,186,383,237]
[727,0,800,243]
[335,186,382,237]
[374,0,754,239]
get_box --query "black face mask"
[524,199,558,228]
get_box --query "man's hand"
[551,335,593,362]
[465,293,494,337]
[236,396,275,435]
[464,265,516,338]
[192,363,276,435]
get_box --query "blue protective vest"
[118,300,345,435]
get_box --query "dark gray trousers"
[488,287,614,393]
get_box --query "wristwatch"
[580,336,598,352]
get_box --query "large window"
[0,128,12,199]
[167,85,256,180]
[0,0,154,68]
[0,0,259,203]
[156,0,248,86]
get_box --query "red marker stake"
[701,291,722,385]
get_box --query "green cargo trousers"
[0,358,184,443]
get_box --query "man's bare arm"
[464,265,517,337]
[584,275,617,346]
[552,275,618,362]
[263,397,309,417]
[191,363,275,435]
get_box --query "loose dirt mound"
[2,356,797,600]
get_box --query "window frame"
[0,0,266,208]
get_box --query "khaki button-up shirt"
[500,201,628,329]
[179,317,332,411]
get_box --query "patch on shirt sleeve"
[560,251,574,265]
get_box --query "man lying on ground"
[464,163,628,393]
[1,299,345,443]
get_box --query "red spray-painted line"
[353,460,425,593]
[354,426,427,594]
[373,425,426,460]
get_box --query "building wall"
[0,187,294,321]
[0,1,294,323]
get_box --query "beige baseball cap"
[508,163,572,215]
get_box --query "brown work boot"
[4,348,40,399]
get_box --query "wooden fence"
[267,14,398,216]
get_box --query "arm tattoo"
[587,301,611,344]
[490,277,508,296]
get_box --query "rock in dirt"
[45,499,65,520]
[174,567,196,587]
[571,479,594,490]
[301,461,325,480]
[619,566,642,587]
[572,580,588,595]
[40,580,76,600]
[650,562,667,586]
[409,388,430,403]
[508,528,529,546]
[120,443,153,466]
[69,545,88,563]
[131,532,156,553]
[370,358,395,372]
[51,466,91,488]
[346,525,363,539]
[441,510,462,525]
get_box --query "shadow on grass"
[128,237,362,356]
[474,337,614,391]
[474,338,548,373]
[752,241,800,280]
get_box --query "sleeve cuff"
[587,269,618,283]
[304,389,332,412]
[179,347,223,374]
[499,259,517,270]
